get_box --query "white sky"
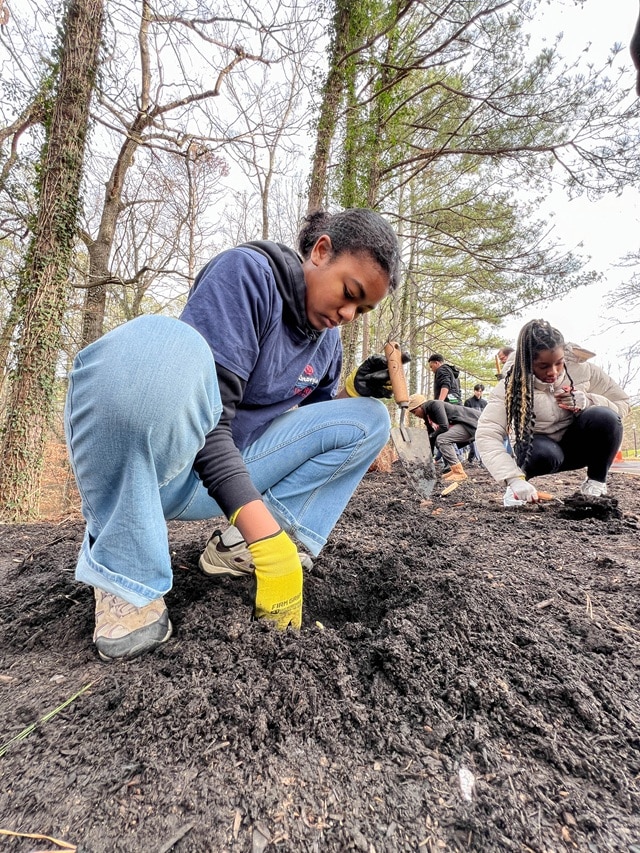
[500,1,640,398]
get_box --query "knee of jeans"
[101,368,217,440]
[361,397,391,442]
[72,317,220,436]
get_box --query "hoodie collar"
[241,240,322,341]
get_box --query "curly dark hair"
[504,319,574,470]
[297,208,400,291]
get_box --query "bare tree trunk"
[0,0,104,521]
[80,0,151,346]
[307,0,357,211]
[187,144,197,287]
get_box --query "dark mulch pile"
[1,463,639,852]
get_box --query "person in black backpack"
[428,353,462,405]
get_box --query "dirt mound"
[1,464,639,852]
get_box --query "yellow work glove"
[344,352,411,398]
[248,530,303,629]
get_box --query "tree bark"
[80,0,151,347]
[78,0,272,346]
[307,0,359,211]
[0,0,104,520]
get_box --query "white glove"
[555,387,589,412]
[571,389,589,411]
[504,478,539,506]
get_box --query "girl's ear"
[309,234,332,266]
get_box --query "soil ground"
[1,461,639,853]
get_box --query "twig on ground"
[0,682,93,757]
[0,828,76,850]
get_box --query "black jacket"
[420,401,480,439]
[464,395,487,412]
[433,364,461,404]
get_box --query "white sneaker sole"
[198,551,313,577]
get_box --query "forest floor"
[1,461,639,853]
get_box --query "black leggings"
[516,406,623,482]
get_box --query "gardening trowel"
[384,341,437,499]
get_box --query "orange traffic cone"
[614,450,623,462]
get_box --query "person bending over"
[408,395,480,483]
[476,319,629,505]
[65,208,400,661]
[495,346,514,380]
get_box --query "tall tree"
[0,0,104,520]
[90,147,229,332]
[79,0,298,346]
[307,0,385,211]
[222,8,322,240]
[308,0,640,380]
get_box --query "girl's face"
[303,236,390,331]
[532,346,565,383]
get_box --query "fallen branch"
[0,828,76,850]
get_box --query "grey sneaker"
[579,478,608,498]
[199,527,313,578]
[93,588,172,662]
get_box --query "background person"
[65,208,400,661]
[408,394,481,483]
[476,319,630,505]
[428,353,462,404]
[464,383,487,463]
[495,346,514,379]
[464,383,487,411]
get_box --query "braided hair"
[504,319,574,469]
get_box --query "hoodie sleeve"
[181,248,273,380]
[193,364,262,518]
[181,249,274,517]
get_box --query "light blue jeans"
[64,315,390,606]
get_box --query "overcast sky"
[500,1,640,398]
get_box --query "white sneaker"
[199,527,313,577]
[579,478,608,498]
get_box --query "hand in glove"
[344,351,411,398]
[504,477,539,505]
[555,386,588,413]
[248,530,303,629]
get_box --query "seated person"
[407,395,481,483]
[476,319,629,504]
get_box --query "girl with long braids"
[476,319,630,505]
